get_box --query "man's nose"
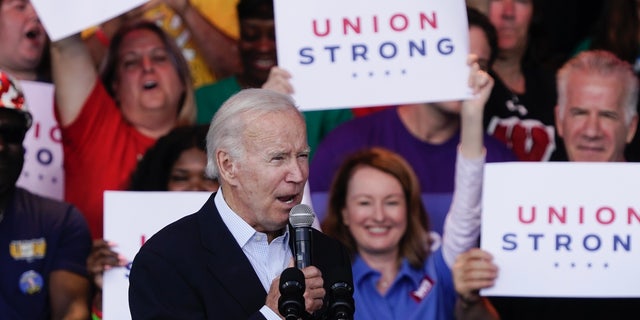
[582,114,602,138]
[256,35,276,52]
[286,160,306,183]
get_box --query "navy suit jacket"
[128,193,353,319]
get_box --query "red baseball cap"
[0,70,32,129]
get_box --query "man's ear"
[216,150,237,184]
[626,114,639,144]
[555,105,564,138]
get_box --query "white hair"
[556,50,639,125]
[205,88,303,179]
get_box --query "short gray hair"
[205,88,302,178]
[556,50,639,125]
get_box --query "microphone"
[289,204,315,269]
[327,268,355,320]
[278,267,306,320]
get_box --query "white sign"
[481,162,640,297]
[17,81,64,200]
[274,0,470,111]
[31,0,148,41]
[102,191,212,320]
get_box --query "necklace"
[376,279,391,294]
[498,70,528,116]
[377,275,396,292]
[505,89,528,116]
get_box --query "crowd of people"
[1,0,637,319]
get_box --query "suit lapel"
[196,194,267,316]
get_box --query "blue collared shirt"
[351,248,456,320]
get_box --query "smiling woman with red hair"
[321,58,496,320]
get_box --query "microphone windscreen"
[327,267,355,319]
[289,204,315,228]
[279,267,305,294]
[328,267,354,293]
[278,267,306,319]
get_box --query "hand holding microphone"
[277,263,325,318]
[286,204,326,316]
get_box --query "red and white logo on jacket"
[488,116,556,161]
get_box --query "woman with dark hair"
[51,19,196,240]
[483,0,559,162]
[321,59,497,320]
[129,124,218,191]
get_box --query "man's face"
[0,0,46,74]
[0,109,27,193]
[556,72,638,162]
[239,18,277,86]
[225,109,309,233]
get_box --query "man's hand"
[300,266,325,313]
[265,264,326,318]
[265,276,282,317]
[453,248,498,302]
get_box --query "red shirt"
[58,81,155,238]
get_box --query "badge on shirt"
[410,276,434,302]
[19,270,44,295]
[9,238,46,262]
